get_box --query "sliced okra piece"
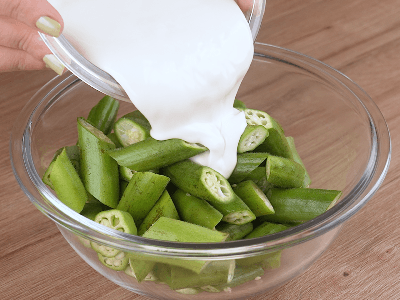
[266,155,305,188]
[142,217,228,243]
[229,152,269,184]
[78,117,119,208]
[286,136,311,187]
[245,167,274,193]
[114,113,151,147]
[107,132,122,148]
[245,221,288,239]
[108,137,207,172]
[244,109,292,159]
[164,160,255,225]
[215,222,253,241]
[98,251,129,271]
[42,145,80,188]
[87,95,119,135]
[233,180,275,217]
[49,148,87,213]
[260,188,341,223]
[91,209,137,257]
[203,264,264,292]
[138,190,179,236]
[262,251,282,270]
[233,98,247,110]
[119,166,136,182]
[80,201,107,221]
[117,172,170,227]
[171,189,223,230]
[168,260,235,290]
[126,258,156,283]
[237,125,269,153]
[120,180,129,198]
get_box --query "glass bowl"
[39,0,266,102]
[11,43,390,299]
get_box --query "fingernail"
[36,16,61,37]
[43,54,65,75]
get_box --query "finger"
[0,0,63,37]
[0,46,46,72]
[0,17,50,61]
[237,0,254,12]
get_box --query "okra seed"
[100,218,111,227]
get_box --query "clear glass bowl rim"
[10,43,391,260]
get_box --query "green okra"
[266,155,305,188]
[244,167,274,193]
[164,160,255,225]
[176,288,202,295]
[245,222,288,239]
[91,209,137,257]
[229,152,269,184]
[233,98,246,110]
[119,165,136,182]
[171,189,223,230]
[87,95,119,135]
[78,117,119,208]
[107,137,207,172]
[168,260,235,290]
[262,251,282,270]
[113,112,151,147]
[142,217,229,243]
[215,222,253,241]
[237,125,269,153]
[107,132,122,148]
[202,264,264,292]
[138,190,180,236]
[49,148,87,213]
[117,172,170,227]
[120,180,129,197]
[98,251,129,271]
[80,201,106,221]
[42,145,80,188]
[286,136,311,187]
[233,180,275,217]
[244,109,292,159]
[126,258,156,283]
[260,188,342,223]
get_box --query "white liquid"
[48,0,254,178]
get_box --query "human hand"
[236,0,254,12]
[0,0,65,74]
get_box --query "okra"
[286,136,311,187]
[233,99,246,110]
[171,189,223,229]
[229,152,269,184]
[126,258,156,282]
[168,260,235,290]
[245,167,274,193]
[237,125,269,153]
[80,201,106,221]
[233,180,275,217]
[42,145,80,188]
[113,112,151,147]
[91,209,137,257]
[87,95,119,135]
[107,137,207,172]
[49,148,87,213]
[117,172,170,227]
[219,194,256,225]
[120,180,129,197]
[137,190,179,236]
[142,217,229,243]
[78,117,119,208]
[215,222,253,241]
[119,166,136,182]
[107,132,122,148]
[98,251,129,271]
[261,188,342,223]
[202,264,264,292]
[176,288,202,295]
[244,109,292,159]
[245,222,288,239]
[266,155,305,188]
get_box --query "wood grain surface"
[1,0,399,299]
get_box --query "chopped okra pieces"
[114,114,151,147]
[87,95,119,135]
[233,98,246,110]
[229,152,269,184]
[286,136,311,187]
[216,222,254,241]
[237,125,269,153]
[266,155,306,188]
[98,251,129,271]
[91,209,137,257]
[126,258,156,282]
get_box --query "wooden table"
[1,0,399,299]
